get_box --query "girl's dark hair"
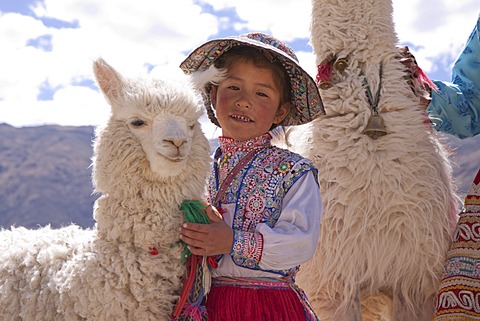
[207,46,291,129]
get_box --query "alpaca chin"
[151,157,187,178]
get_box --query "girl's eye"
[256,92,268,97]
[227,85,239,90]
[130,119,145,127]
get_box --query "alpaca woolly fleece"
[0,58,212,321]
[273,1,459,320]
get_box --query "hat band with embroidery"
[180,32,325,126]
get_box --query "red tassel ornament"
[315,62,333,84]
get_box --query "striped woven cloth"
[433,169,480,320]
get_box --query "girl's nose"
[236,95,251,109]
[236,101,250,109]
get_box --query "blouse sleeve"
[427,15,480,139]
[254,171,322,270]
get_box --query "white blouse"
[212,172,322,278]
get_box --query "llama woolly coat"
[0,58,212,321]
[275,0,460,320]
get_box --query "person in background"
[400,13,479,139]
[401,14,480,320]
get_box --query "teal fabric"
[427,14,480,139]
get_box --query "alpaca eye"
[189,124,195,130]
[130,119,145,127]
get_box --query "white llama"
[0,58,211,321]
[274,0,459,320]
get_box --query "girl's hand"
[179,205,233,256]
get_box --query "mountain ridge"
[0,123,478,229]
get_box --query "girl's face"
[210,59,289,141]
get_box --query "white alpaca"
[274,1,459,320]
[0,58,211,321]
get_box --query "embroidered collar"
[218,133,272,155]
[216,133,272,169]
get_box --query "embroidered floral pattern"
[232,230,264,268]
[428,17,480,138]
[208,134,316,276]
[434,169,480,320]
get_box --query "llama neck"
[311,0,397,61]
[94,175,204,249]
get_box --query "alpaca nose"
[157,119,188,149]
[164,137,186,148]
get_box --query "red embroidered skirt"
[433,169,480,320]
[204,277,319,321]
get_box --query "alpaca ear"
[93,58,125,104]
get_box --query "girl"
[178,32,325,321]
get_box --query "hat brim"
[180,35,325,126]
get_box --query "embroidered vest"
[208,144,318,277]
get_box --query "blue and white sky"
[0,0,478,139]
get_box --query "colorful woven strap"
[213,147,259,207]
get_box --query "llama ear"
[93,58,125,104]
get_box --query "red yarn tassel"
[207,256,218,269]
[315,62,333,84]
[180,303,208,321]
[172,254,217,320]
[416,65,438,91]
[172,255,199,319]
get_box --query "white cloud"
[0,86,110,127]
[233,0,311,40]
[29,0,219,73]
[0,0,221,136]
[392,0,479,71]
[0,0,478,138]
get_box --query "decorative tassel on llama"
[171,200,220,321]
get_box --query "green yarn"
[180,200,209,263]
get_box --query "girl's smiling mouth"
[230,114,253,122]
